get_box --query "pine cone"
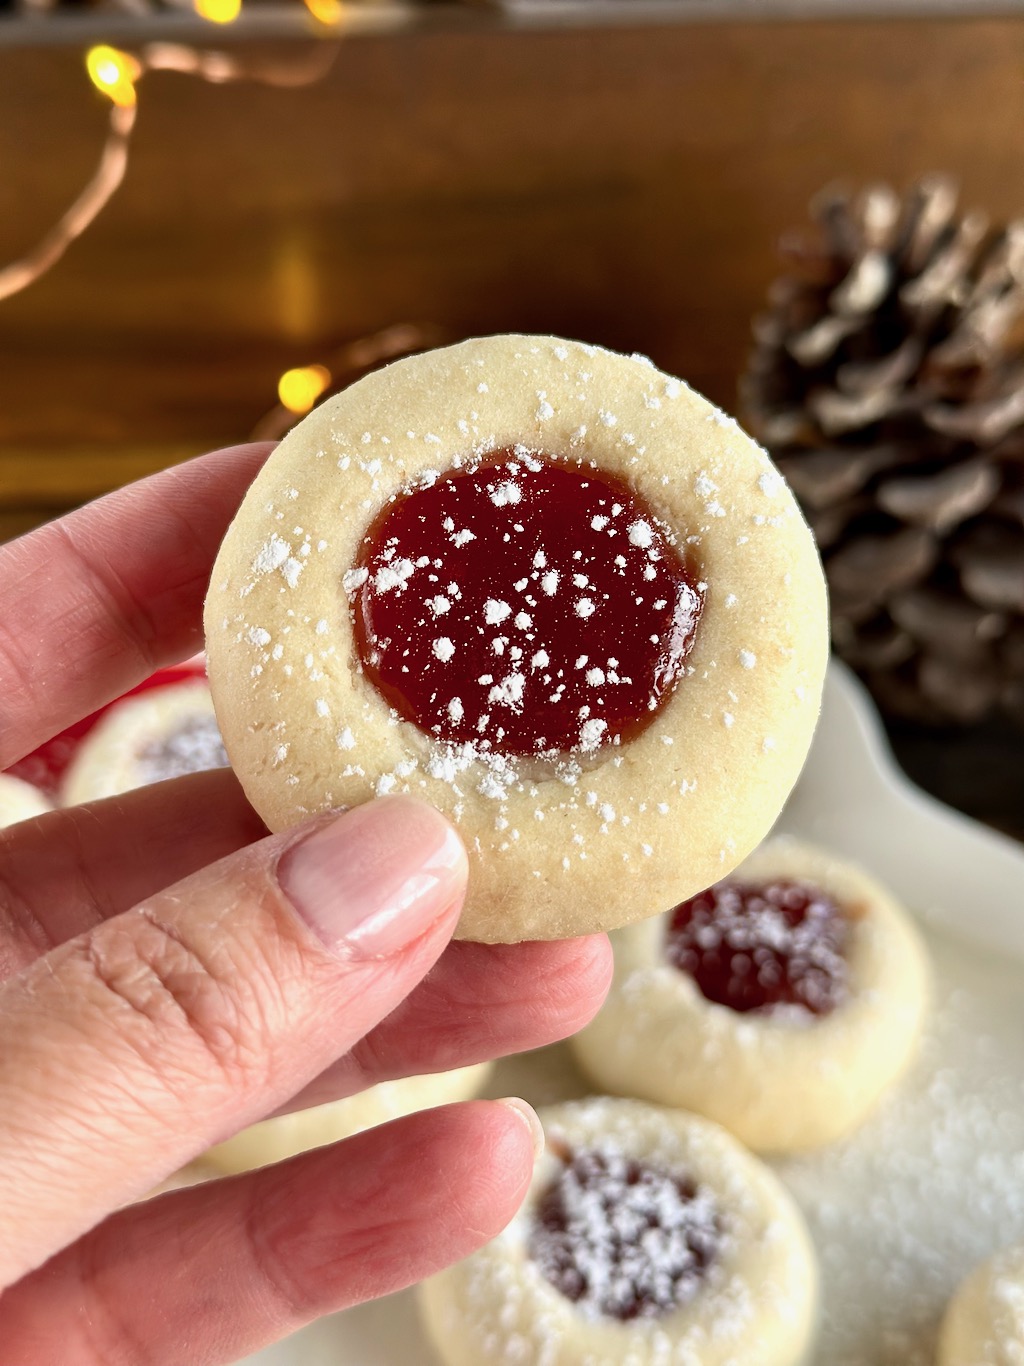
[741,175,1024,726]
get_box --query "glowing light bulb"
[278,365,332,415]
[86,46,139,109]
[304,0,345,25]
[195,0,242,23]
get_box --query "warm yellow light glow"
[304,0,345,26]
[195,0,242,23]
[86,46,139,109]
[278,364,332,414]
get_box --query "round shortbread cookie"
[417,1097,818,1366]
[204,334,828,943]
[939,1246,1024,1366]
[571,837,929,1152]
[61,680,229,805]
[0,772,52,829]
[202,1061,492,1174]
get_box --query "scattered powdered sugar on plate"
[239,923,1024,1366]
[775,926,1024,1364]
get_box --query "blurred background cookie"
[419,1096,818,1366]
[938,1245,1024,1366]
[0,772,52,830]
[61,678,229,805]
[202,1063,493,1174]
[571,836,929,1151]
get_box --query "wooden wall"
[4,14,1024,537]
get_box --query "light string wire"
[251,322,448,439]
[0,6,343,304]
[0,4,433,438]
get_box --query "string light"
[278,363,332,414]
[252,324,446,441]
[0,100,136,303]
[194,0,243,24]
[303,0,346,27]
[86,45,140,108]
[0,39,340,304]
[5,4,425,455]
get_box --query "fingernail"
[278,797,467,957]
[498,1097,545,1161]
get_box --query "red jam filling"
[666,879,850,1016]
[349,452,703,756]
[136,716,229,785]
[529,1146,720,1321]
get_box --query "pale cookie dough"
[417,1097,818,1366]
[62,680,229,805]
[939,1246,1024,1366]
[571,837,929,1152]
[202,1061,492,1174]
[0,772,52,829]
[204,335,828,943]
[204,1060,494,1169]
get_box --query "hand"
[0,445,612,1365]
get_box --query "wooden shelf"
[4,0,1024,50]
[6,10,1024,534]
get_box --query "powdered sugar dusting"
[778,930,1024,1363]
[490,481,522,507]
[252,534,290,575]
[528,1146,721,1321]
[628,520,653,549]
[348,452,703,762]
[136,714,229,785]
[666,879,849,1016]
[484,599,512,625]
[373,557,417,594]
[343,567,369,596]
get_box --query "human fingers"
[0,768,265,982]
[280,934,613,1113]
[0,776,611,1089]
[0,442,272,769]
[0,797,466,1289]
[0,1100,540,1366]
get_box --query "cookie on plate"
[0,772,52,830]
[571,837,929,1151]
[62,679,229,805]
[205,334,827,942]
[418,1097,818,1366]
[202,1062,492,1173]
[939,1245,1024,1366]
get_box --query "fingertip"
[277,798,467,958]
[527,931,615,1037]
[444,1100,539,1237]
[496,1096,545,1161]
[574,931,615,1008]
[393,1099,538,1233]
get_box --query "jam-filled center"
[136,715,229,785]
[666,879,850,1016]
[348,452,702,757]
[528,1146,720,1321]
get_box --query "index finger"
[0,443,272,769]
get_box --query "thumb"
[0,796,466,1289]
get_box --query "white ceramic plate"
[245,662,1024,1366]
